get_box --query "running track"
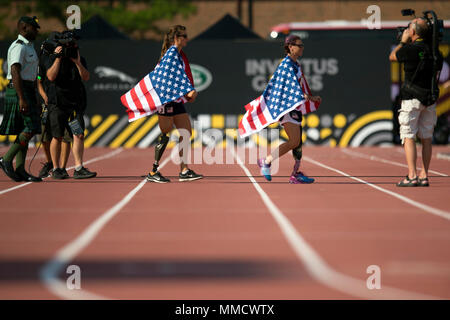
[0,146,449,299]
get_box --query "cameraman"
[37,38,72,178]
[44,32,96,179]
[389,17,443,187]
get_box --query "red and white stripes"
[121,74,162,122]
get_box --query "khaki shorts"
[398,99,436,143]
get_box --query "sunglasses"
[291,43,304,48]
[178,34,188,38]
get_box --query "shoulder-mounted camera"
[396,9,444,44]
[42,30,80,59]
[396,9,444,105]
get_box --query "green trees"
[0,0,196,39]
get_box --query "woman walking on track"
[120,25,202,183]
[238,35,321,184]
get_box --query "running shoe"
[61,168,70,179]
[289,171,314,184]
[146,171,170,183]
[38,161,53,178]
[257,158,272,181]
[179,169,203,182]
[52,168,68,180]
[73,167,97,179]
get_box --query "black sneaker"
[52,168,68,180]
[73,167,97,179]
[15,169,42,182]
[146,171,170,183]
[179,169,203,182]
[0,157,21,182]
[61,168,70,179]
[38,162,53,178]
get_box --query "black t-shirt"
[396,40,439,100]
[38,52,57,105]
[43,54,87,109]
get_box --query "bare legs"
[400,137,432,185]
[156,113,192,173]
[264,122,300,165]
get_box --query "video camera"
[42,30,80,59]
[396,9,444,45]
[396,9,444,105]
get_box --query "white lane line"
[303,155,450,221]
[0,148,123,196]
[0,181,33,195]
[232,148,438,299]
[341,148,449,177]
[40,157,171,300]
[437,153,450,161]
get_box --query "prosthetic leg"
[147,133,171,183]
[289,128,314,184]
[292,142,303,176]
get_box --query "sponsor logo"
[190,64,212,92]
[93,66,137,91]
[0,58,9,98]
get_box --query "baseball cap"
[19,16,40,29]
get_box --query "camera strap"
[408,42,429,84]
[402,44,439,106]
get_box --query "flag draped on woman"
[120,45,195,122]
[238,56,320,138]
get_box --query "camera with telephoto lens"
[42,31,80,59]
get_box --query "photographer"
[389,17,443,187]
[43,31,96,179]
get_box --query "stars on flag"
[261,56,305,119]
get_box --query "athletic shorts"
[157,102,186,116]
[41,121,72,143]
[398,98,436,143]
[279,109,303,126]
[48,105,85,138]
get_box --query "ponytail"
[159,25,187,61]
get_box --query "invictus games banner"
[1,34,448,147]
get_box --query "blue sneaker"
[258,158,272,181]
[289,171,314,184]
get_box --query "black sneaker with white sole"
[179,169,203,182]
[73,167,97,179]
[146,171,170,183]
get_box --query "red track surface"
[0,146,449,299]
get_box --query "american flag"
[121,45,195,122]
[239,56,320,138]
